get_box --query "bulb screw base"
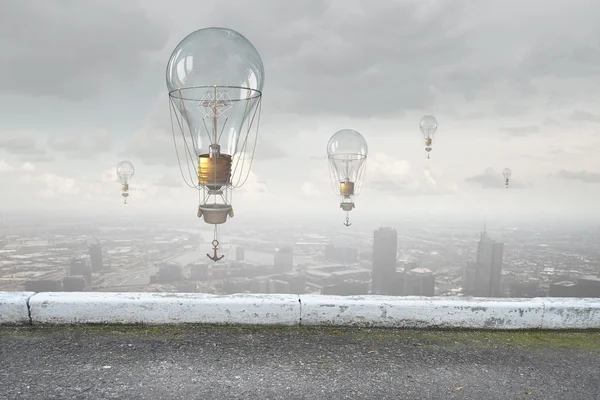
[198,153,232,190]
[340,181,355,196]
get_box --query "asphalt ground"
[1,326,599,399]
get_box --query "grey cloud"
[0,0,168,100]
[47,130,114,158]
[543,118,561,126]
[370,178,411,193]
[494,103,532,118]
[369,179,456,196]
[246,135,287,161]
[500,125,540,137]
[465,167,531,189]
[0,133,53,162]
[203,0,472,117]
[125,129,178,167]
[196,0,600,119]
[48,137,80,152]
[547,148,570,156]
[517,34,600,82]
[0,135,45,155]
[463,112,486,120]
[553,169,600,183]
[569,109,600,123]
[131,0,600,125]
[154,174,183,188]
[23,154,56,163]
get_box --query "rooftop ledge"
[1,292,599,330]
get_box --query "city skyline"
[2,213,598,297]
[0,0,598,220]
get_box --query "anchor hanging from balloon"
[207,239,224,262]
[343,213,352,227]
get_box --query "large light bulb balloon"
[166,27,264,261]
[419,115,438,158]
[503,167,512,189]
[327,129,368,226]
[116,161,134,204]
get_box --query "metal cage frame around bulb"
[168,84,263,224]
[328,154,367,196]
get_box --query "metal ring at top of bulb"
[168,86,262,102]
[327,153,368,160]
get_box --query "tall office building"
[274,247,293,273]
[236,247,245,262]
[89,243,104,272]
[371,227,398,295]
[404,267,435,296]
[464,229,504,297]
[69,255,92,286]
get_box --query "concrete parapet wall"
[0,292,599,329]
[540,298,600,329]
[0,292,34,325]
[29,292,300,326]
[300,295,547,329]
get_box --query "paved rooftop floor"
[1,326,599,399]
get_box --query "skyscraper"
[371,227,398,295]
[274,247,293,273]
[236,247,245,262]
[464,229,504,297]
[89,243,104,272]
[404,267,435,296]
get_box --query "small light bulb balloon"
[503,167,512,189]
[327,129,368,226]
[419,115,438,158]
[116,161,134,204]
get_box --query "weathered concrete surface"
[300,295,547,329]
[541,298,600,329]
[0,292,597,329]
[0,292,33,325]
[0,326,598,400]
[29,292,301,326]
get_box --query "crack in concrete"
[26,292,36,326]
[298,295,302,326]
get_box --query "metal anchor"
[343,215,351,227]
[207,239,224,262]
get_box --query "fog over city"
[0,0,599,298]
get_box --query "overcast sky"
[0,0,599,225]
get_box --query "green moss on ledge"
[2,325,599,351]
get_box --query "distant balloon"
[327,129,368,227]
[502,168,512,189]
[116,161,134,204]
[419,115,438,159]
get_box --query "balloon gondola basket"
[197,204,233,224]
[340,202,355,212]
